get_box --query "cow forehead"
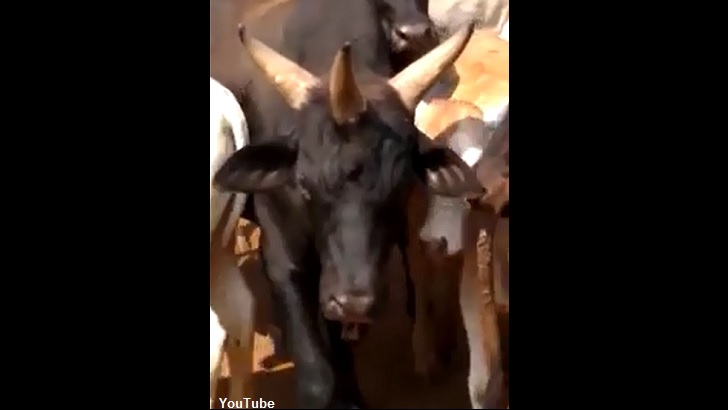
[298,115,413,167]
[299,85,417,145]
[361,83,420,137]
[294,103,416,199]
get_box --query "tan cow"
[411,29,509,409]
[209,77,255,407]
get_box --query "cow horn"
[238,24,321,110]
[329,43,367,124]
[388,23,475,113]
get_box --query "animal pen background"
[212,0,509,407]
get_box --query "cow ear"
[213,143,297,193]
[416,146,485,198]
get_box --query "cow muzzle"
[323,293,375,342]
[419,196,467,256]
[392,23,436,53]
[323,293,374,324]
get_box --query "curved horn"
[329,43,366,124]
[388,23,475,112]
[237,24,320,109]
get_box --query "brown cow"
[410,29,509,409]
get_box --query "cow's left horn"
[329,43,367,124]
[388,23,475,113]
[238,24,320,110]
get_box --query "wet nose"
[394,23,434,41]
[324,293,374,322]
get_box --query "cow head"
[214,23,480,324]
[376,0,439,73]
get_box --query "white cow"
[428,0,509,37]
[209,77,254,407]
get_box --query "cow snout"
[323,293,374,323]
[393,23,436,54]
[394,23,434,42]
[424,236,448,255]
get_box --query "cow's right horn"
[238,24,321,110]
[388,23,474,113]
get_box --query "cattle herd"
[209,0,509,408]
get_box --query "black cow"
[212,0,438,334]
[215,1,478,408]
[211,1,440,365]
[376,0,439,73]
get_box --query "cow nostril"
[324,296,346,320]
[396,23,433,40]
[353,294,373,305]
[331,295,347,308]
[350,295,374,314]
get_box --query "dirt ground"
[213,221,509,409]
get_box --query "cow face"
[416,115,487,257]
[296,95,418,323]
[376,0,438,72]
[214,24,480,323]
[415,99,509,256]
